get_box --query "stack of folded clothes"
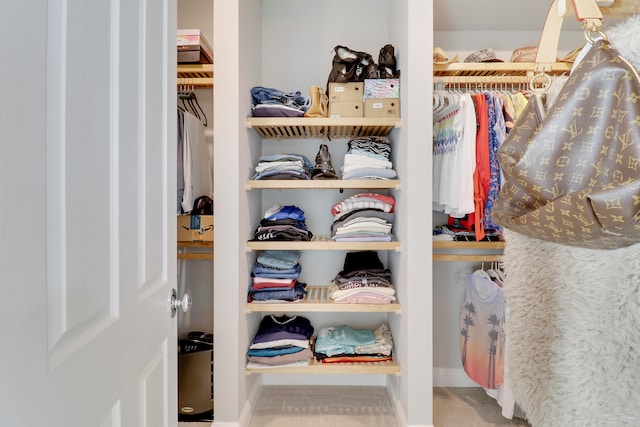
[252,153,313,180]
[246,314,315,369]
[250,86,310,117]
[330,193,394,241]
[314,323,393,364]
[341,136,397,180]
[329,250,396,304]
[253,204,313,242]
[248,250,307,303]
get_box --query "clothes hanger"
[181,86,208,127]
[473,262,493,281]
[433,92,441,112]
[190,88,208,127]
[178,87,208,127]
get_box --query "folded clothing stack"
[250,86,310,117]
[314,323,393,363]
[330,250,395,304]
[252,153,313,180]
[246,315,314,369]
[253,204,313,242]
[248,250,307,303]
[341,136,397,180]
[330,193,395,242]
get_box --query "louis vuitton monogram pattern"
[494,39,640,249]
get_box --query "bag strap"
[535,0,603,70]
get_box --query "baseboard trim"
[240,382,262,427]
[213,383,262,427]
[389,388,406,427]
[386,378,433,427]
[433,367,479,388]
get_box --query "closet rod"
[177,77,213,89]
[433,254,503,262]
[434,75,531,85]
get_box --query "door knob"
[169,288,192,318]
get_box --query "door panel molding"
[139,339,169,427]
[45,0,122,370]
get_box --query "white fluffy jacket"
[502,14,640,427]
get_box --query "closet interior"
[173,1,634,425]
[432,0,635,422]
[176,0,215,423]
[212,1,432,426]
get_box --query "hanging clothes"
[432,92,476,217]
[460,271,506,389]
[180,109,213,213]
[483,92,506,231]
[433,86,532,241]
[177,109,185,213]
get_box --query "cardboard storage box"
[177,50,212,64]
[364,98,400,118]
[328,82,364,102]
[364,78,400,99]
[329,101,364,118]
[177,29,213,64]
[177,215,214,242]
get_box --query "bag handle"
[535,0,603,69]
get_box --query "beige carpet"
[249,385,398,427]
[434,388,530,427]
[247,385,530,427]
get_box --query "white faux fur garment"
[502,229,640,426]
[500,15,640,427]
[606,14,640,68]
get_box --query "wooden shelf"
[177,240,213,260]
[433,61,572,78]
[432,240,504,250]
[177,64,213,88]
[178,241,213,248]
[246,286,400,314]
[246,117,400,140]
[246,179,401,190]
[246,236,400,252]
[432,253,503,262]
[246,358,400,375]
[432,239,504,262]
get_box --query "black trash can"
[178,331,214,422]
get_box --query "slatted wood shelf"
[246,286,400,314]
[246,179,401,190]
[246,358,400,375]
[177,64,213,88]
[246,236,400,252]
[246,117,400,140]
[433,62,572,78]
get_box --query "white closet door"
[0,0,178,425]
